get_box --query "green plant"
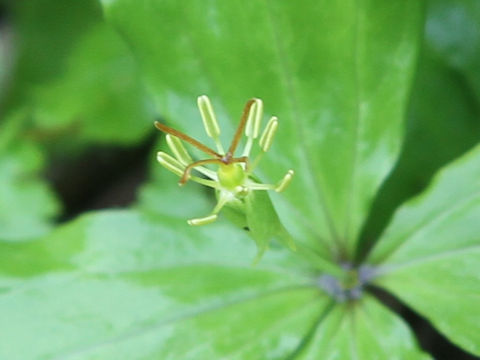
[1,0,479,359]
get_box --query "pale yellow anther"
[275,170,294,192]
[157,152,185,177]
[197,95,220,139]
[166,134,193,166]
[259,116,278,152]
[188,214,218,226]
[245,98,263,139]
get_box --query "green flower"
[155,95,294,226]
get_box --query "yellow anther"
[275,170,294,192]
[259,116,278,152]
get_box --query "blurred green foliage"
[0,0,479,359]
[0,0,155,240]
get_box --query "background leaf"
[101,0,424,258]
[0,208,434,359]
[357,0,480,258]
[30,23,153,145]
[368,144,480,356]
[0,111,59,241]
[425,0,480,102]
[3,0,153,149]
[357,47,480,257]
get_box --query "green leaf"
[6,0,153,148]
[101,0,424,256]
[293,295,430,359]
[245,189,296,262]
[9,0,101,85]
[0,209,433,358]
[0,112,59,241]
[368,144,480,356]
[30,23,154,145]
[0,209,326,359]
[357,45,480,256]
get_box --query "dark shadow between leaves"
[369,285,480,360]
[46,131,157,222]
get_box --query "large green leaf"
[0,209,433,359]
[0,209,324,359]
[294,295,429,360]
[368,144,480,356]
[101,0,424,257]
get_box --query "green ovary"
[217,163,246,190]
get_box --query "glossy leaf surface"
[0,209,434,359]
[368,144,480,356]
[101,0,423,256]
[0,210,326,359]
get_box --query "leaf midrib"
[346,0,364,254]
[262,0,339,245]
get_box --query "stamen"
[197,95,225,154]
[194,166,218,179]
[259,116,278,152]
[245,98,263,139]
[243,99,263,156]
[166,134,192,166]
[248,183,275,191]
[188,214,218,226]
[275,170,294,192]
[158,152,218,188]
[157,152,185,177]
[179,158,224,185]
[189,176,219,189]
